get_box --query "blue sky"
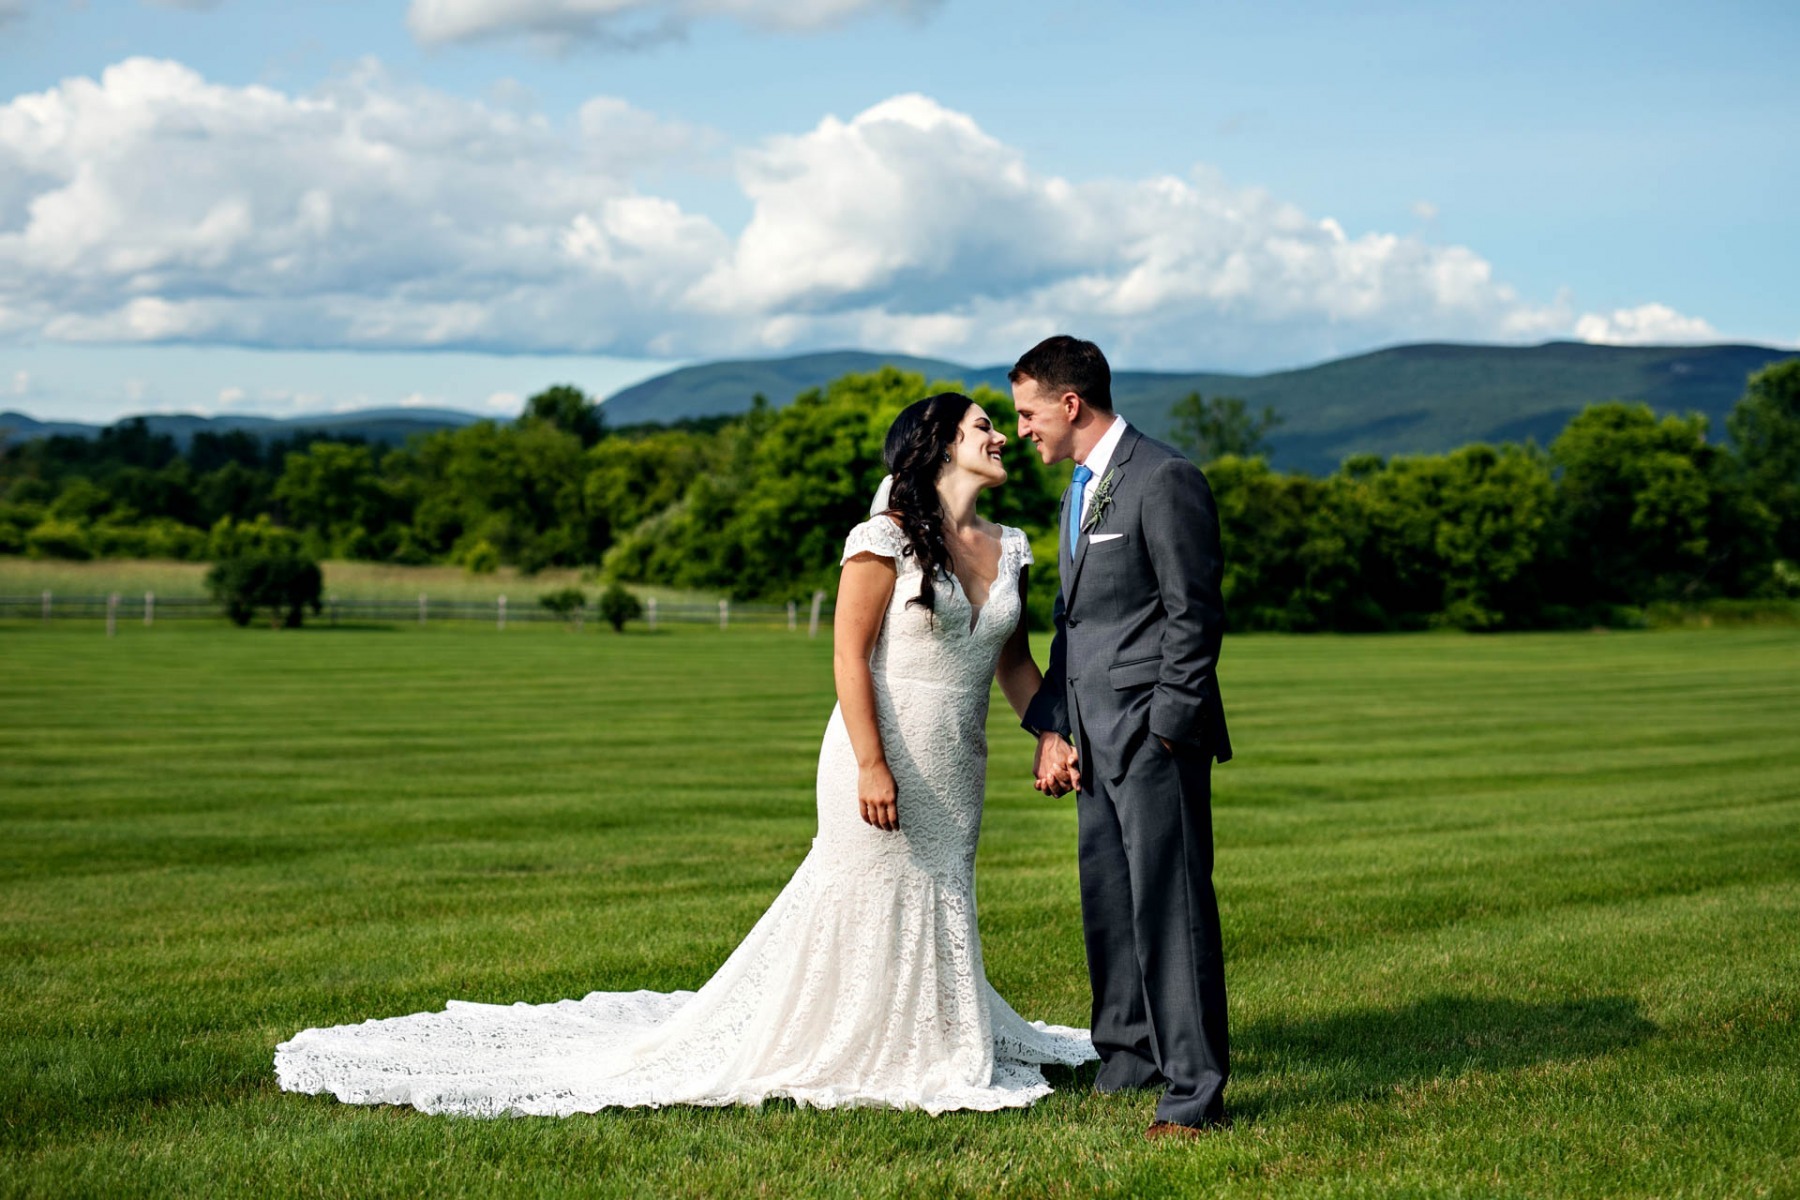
[1,0,1794,421]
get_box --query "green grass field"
[3,621,1797,1197]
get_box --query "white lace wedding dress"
[275,517,1095,1116]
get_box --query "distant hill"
[0,406,487,450]
[8,341,1793,475]
[599,351,998,425]
[601,342,1798,475]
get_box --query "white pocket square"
[1089,533,1124,543]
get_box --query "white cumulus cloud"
[0,58,730,356]
[0,61,1730,370]
[688,93,1619,366]
[1574,302,1720,346]
[406,0,934,48]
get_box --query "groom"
[1015,335,1233,1139]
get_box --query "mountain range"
[0,406,486,451]
[5,341,1793,476]
[600,341,1796,475]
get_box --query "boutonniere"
[1082,467,1121,534]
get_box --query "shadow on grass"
[1232,992,1659,1120]
[1041,995,1658,1119]
[1041,1059,1103,1092]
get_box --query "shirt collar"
[1077,414,1128,482]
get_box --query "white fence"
[1,590,834,634]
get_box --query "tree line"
[2,362,1796,632]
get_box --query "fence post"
[41,589,50,622]
[144,591,154,626]
[576,601,587,632]
[498,594,506,631]
[329,597,338,627]
[107,592,119,638]
[719,598,729,630]
[808,589,825,638]
[787,600,797,631]
[419,593,427,626]
[647,596,657,632]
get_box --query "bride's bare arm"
[835,552,901,831]
[995,565,1045,718]
[997,566,1081,796]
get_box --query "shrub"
[596,581,644,632]
[25,519,93,561]
[207,515,302,560]
[86,521,151,558]
[144,519,209,561]
[538,587,588,627]
[206,554,324,629]
[461,539,501,574]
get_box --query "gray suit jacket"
[1024,426,1232,781]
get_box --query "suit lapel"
[1058,483,1074,588]
[1067,518,1093,598]
[1064,426,1143,611]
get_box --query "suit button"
[1067,617,1079,628]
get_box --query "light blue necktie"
[1067,463,1093,560]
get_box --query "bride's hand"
[1033,732,1080,797]
[859,761,900,831]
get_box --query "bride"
[275,392,1095,1116]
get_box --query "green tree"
[538,586,588,627]
[606,368,1063,602]
[48,477,113,523]
[597,581,644,632]
[206,554,324,629]
[1169,393,1282,463]
[272,441,395,558]
[583,430,711,552]
[196,461,273,526]
[25,518,93,561]
[1728,359,1800,564]
[1548,402,1770,606]
[1396,445,1555,629]
[398,420,592,572]
[1291,455,1391,631]
[1206,455,1322,630]
[0,502,35,553]
[206,514,304,559]
[111,461,201,527]
[523,384,604,449]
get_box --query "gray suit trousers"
[1077,736,1229,1126]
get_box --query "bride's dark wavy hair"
[880,392,974,616]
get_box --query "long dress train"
[274,519,1094,1116]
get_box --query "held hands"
[1033,732,1081,797]
[858,760,900,831]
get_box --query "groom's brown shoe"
[1145,1117,1231,1142]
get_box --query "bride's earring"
[942,451,951,462]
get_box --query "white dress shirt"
[1075,415,1129,529]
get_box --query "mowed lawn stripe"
[2,622,1796,1197]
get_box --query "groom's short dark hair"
[1009,336,1113,413]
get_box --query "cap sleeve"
[1008,525,1034,569]
[840,516,906,565]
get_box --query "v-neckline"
[951,575,988,635]
[950,528,1005,634]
